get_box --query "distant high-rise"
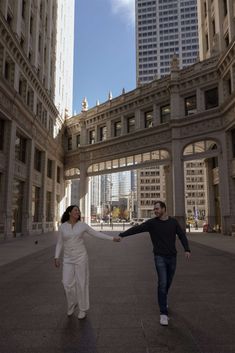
[136,0,199,84]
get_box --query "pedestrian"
[54,205,120,319]
[118,200,191,326]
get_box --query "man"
[119,201,191,326]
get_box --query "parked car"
[130,218,149,225]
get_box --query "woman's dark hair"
[61,205,81,223]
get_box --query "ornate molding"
[180,116,223,138]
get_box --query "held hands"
[113,236,121,242]
[185,251,191,260]
[54,258,60,268]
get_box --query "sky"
[72,0,136,114]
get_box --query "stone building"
[0,0,74,238]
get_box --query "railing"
[91,222,131,232]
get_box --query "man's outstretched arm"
[119,221,150,238]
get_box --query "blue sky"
[73,0,136,114]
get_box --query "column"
[171,139,186,228]
[205,159,216,228]
[3,120,16,238]
[153,103,159,126]
[79,160,89,222]
[52,160,57,231]
[169,85,181,119]
[163,164,173,216]
[218,134,233,234]
[135,108,141,130]
[22,138,35,235]
[80,117,87,145]
[40,150,48,232]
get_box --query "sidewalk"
[187,231,235,254]
[0,231,58,267]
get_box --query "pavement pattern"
[0,231,235,353]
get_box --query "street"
[0,232,235,353]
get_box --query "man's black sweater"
[120,217,191,256]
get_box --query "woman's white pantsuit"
[55,222,112,313]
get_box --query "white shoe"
[78,310,86,320]
[160,314,168,326]
[67,303,77,316]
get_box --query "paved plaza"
[0,230,235,353]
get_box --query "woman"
[54,205,120,319]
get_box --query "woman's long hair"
[61,205,81,223]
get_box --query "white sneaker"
[160,314,168,326]
[78,310,86,320]
[67,303,77,316]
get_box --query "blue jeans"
[154,255,177,315]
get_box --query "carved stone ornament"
[180,118,222,137]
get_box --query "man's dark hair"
[154,200,166,210]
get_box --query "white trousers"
[62,257,89,312]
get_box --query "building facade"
[64,29,235,235]
[0,0,74,239]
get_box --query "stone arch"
[182,138,220,158]
[87,148,171,176]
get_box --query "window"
[30,16,33,34]
[46,191,52,221]
[68,137,72,150]
[223,0,228,16]
[114,121,121,137]
[185,95,197,116]
[144,111,153,128]
[4,61,10,80]
[205,34,209,51]
[38,35,41,52]
[57,166,61,183]
[7,12,13,26]
[224,33,229,47]
[15,133,27,163]
[212,19,216,36]
[127,117,135,133]
[22,0,26,18]
[89,130,95,144]
[100,126,107,141]
[231,129,235,158]
[160,105,170,123]
[205,87,218,110]
[34,148,41,172]
[76,134,80,147]
[32,186,40,222]
[47,159,52,178]
[0,119,5,150]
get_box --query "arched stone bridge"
[64,50,235,235]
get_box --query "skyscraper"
[136,0,199,85]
